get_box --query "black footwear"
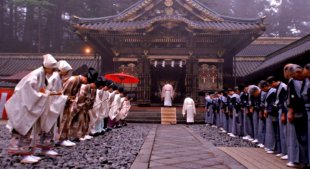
[72,138,80,142]
[89,133,96,137]
[106,128,112,132]
[99,131,105,135]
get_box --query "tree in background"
[0,0,309,53]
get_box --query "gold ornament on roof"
[165,7,174,15]
[164,0,174,7]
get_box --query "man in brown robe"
[59,67,98,147]
[70,82,97,141]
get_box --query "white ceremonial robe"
[40,72,68,133]
[89,89,103,128]
[90,89,109,127]
[109,93,121,120]
[115,97,126,121]
[5,67,48,136]
[120,100,131,120]
[101,90,110,119]
[161,84,174,106]
[182,97,196,123]
[107,91,115,117]
[99,91,110,119]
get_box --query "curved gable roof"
[74,15,264,32]
[73,0,264,25]
[246,34,310,77]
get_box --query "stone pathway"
[219,147,291,169]
[131,125,246,169]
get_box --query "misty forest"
[0,0,309,54]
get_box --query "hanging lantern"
[171,60,175,67]
[162,60,166,67]
[179,60,183,68]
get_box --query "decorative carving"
[165,7,174,15]
[145,3,154,11]
[144,50,149,56]
[189,50,193,56]
[198,64,218,90]
[164,0,174,7]
[183,4,193,11]
[217,49,225,57]
[113,50,120,57]
[161,22,178,29]
[118,63,138,77]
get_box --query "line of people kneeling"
[4,54,131,164]
[205,63,310,168]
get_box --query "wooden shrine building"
[71,0,266,105]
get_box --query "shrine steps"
[126,106,206,124]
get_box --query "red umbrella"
[104,72,139,84]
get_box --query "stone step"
[127,119,205,124]
[126,106,206,124]
[126,113,205,119]
[127,115,205,124]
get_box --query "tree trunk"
[37,6,42,53]
[0,0,4,45]
[53,0,64,52]
[8,2,14,40]
[23,4,34,51]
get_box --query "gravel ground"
[189,124,256,147]
[0,123,152,169]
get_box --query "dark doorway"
[150,65,186,105]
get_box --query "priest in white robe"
[5,54,58,164]
[37,60,72,156]
[102,80,114,131]
[115,89,126,126]
[89,77,109,135]
[182,97,196,124]
[108,85,123,128]
[161,83,174,107]
[119,94,131,126]
[115,96,126,123]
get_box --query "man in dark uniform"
[205,92,213,126]
[227,88,240,137]
[240,85,254,142]
[289,64,308,166]
[219,90,229,133]
[266,76,288,159]
[248,85,263,146]
[260,80,280,155]
[212,92,221,128]
[258,81,268,149]
[236,85,248,138]
[301,63,310,164]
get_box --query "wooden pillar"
[192,57,199,101]
[137,55,151,105]
[185,56,198,101]
[218,62,223,90]
[185,59,192,98]
[100,53,114,74]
